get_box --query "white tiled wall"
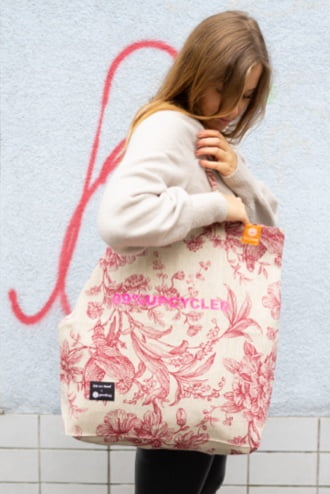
[0,415,329,493]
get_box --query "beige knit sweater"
[98,111,278,254]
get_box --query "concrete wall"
[1,0,329,415]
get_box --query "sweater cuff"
[221,154,254,192]
[189,191,228,230]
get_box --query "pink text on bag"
[112,293,229,312]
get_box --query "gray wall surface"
[0,0,329,415]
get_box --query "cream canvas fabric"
[59,221,284,455]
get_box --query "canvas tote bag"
[59,213,284,455]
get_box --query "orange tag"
[241,224,263,245]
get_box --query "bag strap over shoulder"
[205,168,219,192]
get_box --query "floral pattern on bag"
[59,223,284,454]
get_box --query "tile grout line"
[108,446,112,494]
[1,414,329,491]
[316,417,320,493]
[38,415,41,494]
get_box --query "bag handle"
[205,168,219,192]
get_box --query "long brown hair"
[129,11,271,143]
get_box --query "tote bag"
[59,219,284,455]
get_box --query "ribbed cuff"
[189,191,228,229]
[221,155,254,193]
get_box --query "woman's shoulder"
[135,109,203,137]
[126,110,203,155]
[121,109,203,165]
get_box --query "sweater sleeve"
[97,112,228,253]
[221,151,278,226]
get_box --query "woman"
[98,10,277,494]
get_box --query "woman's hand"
[222,194,249,224]
[195,129,248,224]
[195,129,238,177]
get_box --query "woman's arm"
[97,112,229,254]
[196,129,278,226]
[221,152,278,226]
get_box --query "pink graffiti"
[8,40,177,325]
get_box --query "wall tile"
[0,414,329,493]
[223,455,248,486]
[111,445,136,451]
[0,485,39,494]
[40,449,108,483]
[41,484,108,494]
[217,487,247,494]
[320,418,330,452]
[111,486,135,494]
[259,417,318,451]
[110,450,136,484]
[0,414,38,448]
[249,488,316,494]
[40,414,107,450]
[249,452,317,485]
[0,450,38,482]
[319,453,330,486]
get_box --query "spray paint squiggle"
[8,40,177,325]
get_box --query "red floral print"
[123,274,150,292]
[222,341,277,449]
[176,408,187,427]
[59,222,284,454]
[96,409,141,443]
[133,409,172,448]
[60,341,83,386]
[262,281,281,320]
[87,302,104,319]
[184,234,205,252]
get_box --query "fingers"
[198,154,236,177]
[223,194,250,224]
[196,133,229,152]
[195,137,230,171]
[195,138,228,156]
[196,130,237,177]
[196,146,226,161]
[232,197,249,224]
[199,158,228,177]
[241,210,250,225]
[196,139,222,152]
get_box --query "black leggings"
[135,448,227,494]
